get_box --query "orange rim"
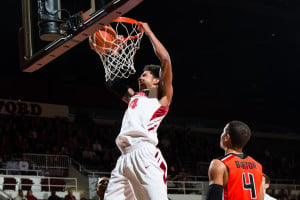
[112,17,143,40]
[113,17,142,26]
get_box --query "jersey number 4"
[242,172,257,199]
[129,98,138,109]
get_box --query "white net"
[89,17,144,81]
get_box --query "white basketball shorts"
[104,142,168,200]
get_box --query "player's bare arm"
[208,159,227,186]
[206,159,227,200]
[259,178,265,200]
[140,22,173,107]
[105,78,135,104]
[122,88,135,104]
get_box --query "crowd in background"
[13,189,76,200]
[0,113,300,197]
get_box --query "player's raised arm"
[140,22,173,107]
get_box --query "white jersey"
[116,92,169,152]
[265,194,277,200]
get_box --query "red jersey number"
[129,98,138,109]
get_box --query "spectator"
[278,189,289,200]
[92,139,103,156]
[19,156,29,175]
[288,189,296,200]
[26,190,37,200]
[48,191,61,200]
[168,165,179,182]
[270,189,278,199]
[7,156,18,169]
[167,165,179,189]
[64,189,76,200]
[6,156,19,174]
[82,147,96,165]
[15,190,26,200]
[0,155,3,168]
[1,113,300,182]
[181,175,195,194]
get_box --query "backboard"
[19,0,143,73]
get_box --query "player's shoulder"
[217,153,238,163]
[134,92,148,97]
[208,158,227,173]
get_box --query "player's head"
[18,189,23,196]
[138,64,161,91]
[96,177,109,199]
[220,120,251,151]
[26,190,33,196]
[262,173,271,189]
[67,189,73,196]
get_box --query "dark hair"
[226,120,251,149]
[263,173,271,184]
[143,64,161,79]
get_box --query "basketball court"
[12,1,300,200]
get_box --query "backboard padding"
[19,0,143,73]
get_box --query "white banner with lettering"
[0,99,68,118]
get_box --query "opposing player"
[206,121,264,200]
[262,174,277,200]
[103,22,173,200]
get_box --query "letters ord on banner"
[0,99,68,118]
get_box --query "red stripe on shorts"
[160,162,167,184]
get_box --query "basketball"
[88,17,144,81]
[89,26,117,54]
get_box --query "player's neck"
[142,87,158,98]
[225,148,243,155]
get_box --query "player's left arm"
[105,79,135,104]
[206,159,226,200]
[259,174,265,200]
[140,22,173,107]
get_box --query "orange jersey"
[220,153,263,200]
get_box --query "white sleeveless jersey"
[116,92,169,151]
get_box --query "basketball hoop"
[89,17,144,81]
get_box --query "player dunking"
[103,22,173,200]
[206,121,264,200]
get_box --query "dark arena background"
[0,0,300,199]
